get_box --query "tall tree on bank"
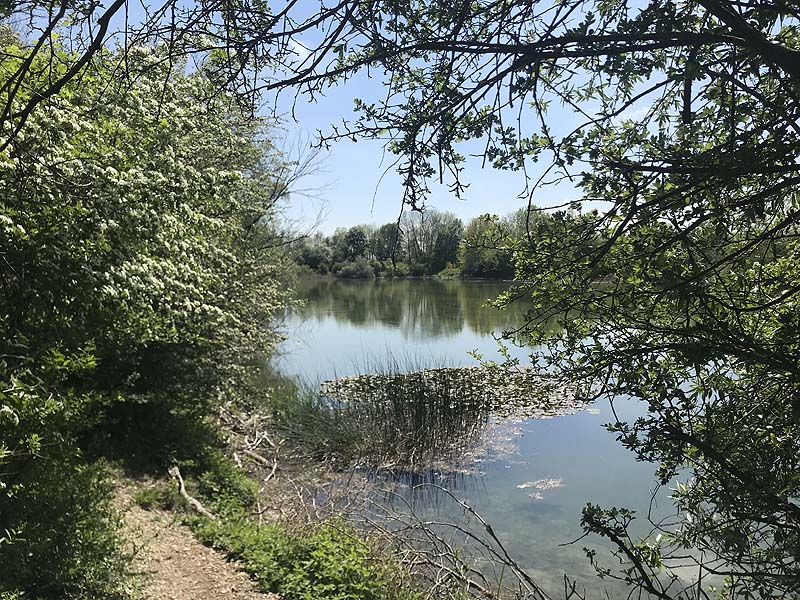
[402,210,463,275]
[0,42,293,596]
[371,222,404,263]
[4,1,800,598]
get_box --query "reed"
[269,357,581,473]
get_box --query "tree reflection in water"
[294,278,525,339]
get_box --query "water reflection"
[294,277,524,339]
[277,279,664,598]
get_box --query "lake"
[275,278,673,597]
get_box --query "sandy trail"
[121,490,279,600]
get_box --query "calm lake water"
[275,278,673,596]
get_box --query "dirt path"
[122,493,279,600]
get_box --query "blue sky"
[27,0,605,235]
[271,71,583,234]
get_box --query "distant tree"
[343,226,369,261]
[328,228,348,263]
[370,222,404,263]
[429,213,464,274]
[295,238,332,272]
[459,215,514,279]
[401,210,463,275]
[503,206,553,243]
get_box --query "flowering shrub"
[0,42,293,595]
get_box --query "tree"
[344,226,369,261]
[5,0,800,597]
[429,212,464,273]
[401,210,463,275]
[295,236,333,272]
[371,222,404,263]
[0,43,293,596]
[459,214,514,279]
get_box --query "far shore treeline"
[292,207,570,279]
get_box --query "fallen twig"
[242,448,271,466]
[168,466,216,521]
[265,457,278,482]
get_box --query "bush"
[373,260,412,278]
[0,41,292,597]
[392,262,411,277]
[434,262,462,279]
[0,351,130,599]
[192,517,419,600]
[408,261,429,277]
[0,454,128,599]
[332,258,376,279]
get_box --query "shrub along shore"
[0,37,425,600]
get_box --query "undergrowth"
[134,449,421,600]
[192,516,420,600]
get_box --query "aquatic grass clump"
[322,365,581,420]
[269,391,365,461]
[271,363,584,470]
[322,367,492,469]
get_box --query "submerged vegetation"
[272,365,583,469]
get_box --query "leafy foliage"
[293,209,545,279]
[223,0,800,596]
[459,214,515,279]
[0,41,293,596]
[0,351,129,599]
[5,0,800,596]
[193,516,421,600]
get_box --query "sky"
[14,0,647,235]
[270,70,583,234]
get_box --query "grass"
[191,516,421,600]
[133,444,422,600]
[267,359,492,468]
[266,359,573,471]
[90,364,422,600]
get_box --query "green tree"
[401,210,463,275]
[371,222,404,263]
[344,226,369,261]
[429,213,464,273]
[459,214,514,279]
[295,235,333,272]
[0,43,293,596]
